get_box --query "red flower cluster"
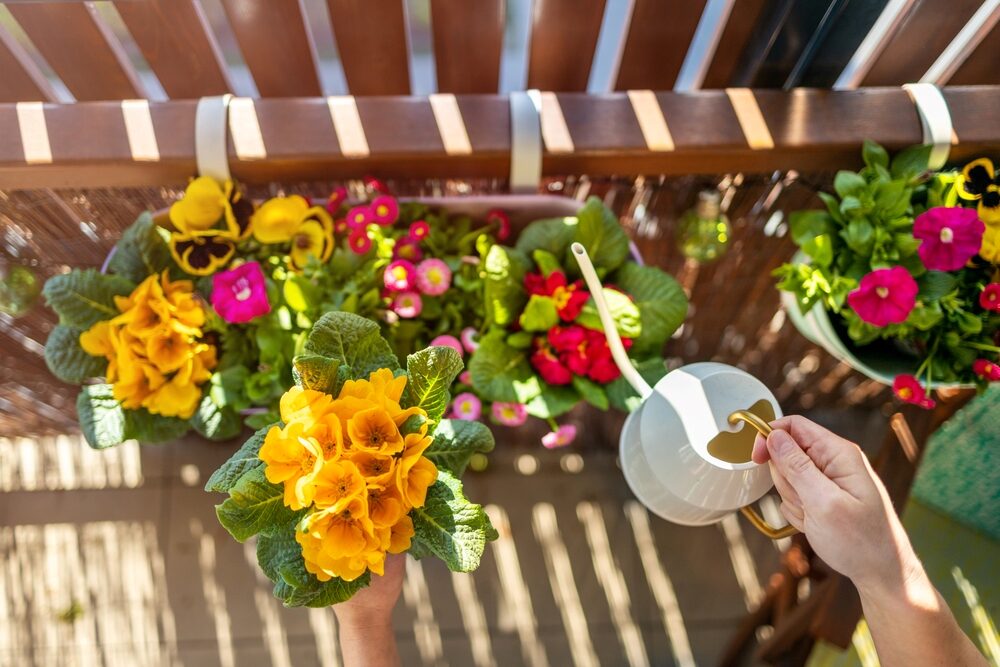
[531,324,632,385]
[525,271,589,321]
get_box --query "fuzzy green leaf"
[410,470,498,572]
[614,262,687,355]
[404,346,464,423]
[292,354,344,395]
[468,332,541,403]
[576,287,642,339]
[514,216,577,258]
[573,197,629,273]
[304,312,399,379]
[44,325,105,383]
[483,245,531,327]
[518,294,559,332]
[572,376,609,410]
[525,384,579,419]
[76,383,189,449]
[205,425,273,493]
[190,394,243,441]
[216,466,298,542]
[107,213,173,283]
[43,269,134,329]
[424,419,495,476]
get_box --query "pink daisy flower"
[409,220,431,241]
[326,186,348,214]
[348,229,372,254]
[347,206,372,229]
[384,260,416,292]
[392,291,422,318]
[460,327,480,353]
[451,392,482,421]
[913,207,984,271]
[892,374,935,409]
[847,267,918,327]
[542,424,578,449]
[973,359,1000,382]
[415,258,452,296]
[980,283,1000,312]
[430,335,464,358]
[491,402,527,427]
[365,176,388,194]
[486,209,511,241]
[370,195,399,226]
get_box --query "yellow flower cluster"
[79,272,216,419]
[259,369,438,582]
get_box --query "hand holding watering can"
[572,243,796,539]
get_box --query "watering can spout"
[571,243,654,399]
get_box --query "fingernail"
[768,429,795,456]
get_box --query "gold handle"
[728,410,799,540]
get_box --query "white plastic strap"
[902,83,952,170]
[509,90,542,194]
[195,94,232,181]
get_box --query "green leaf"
[191,394,243,441]
[518,294,559,332]
[404,346,464,423]
[303,574,370,608]
[572,376,609,410]
[525,384,579,419]
[292,354,344,395]
[573,196,629,272]
[44,325,105,383]
[916,271,957,301]
[468,332,541,403]
[284,274,320,312]
[607,358,668,412]
[862,140,889,170]
[43,269,134,329]
[841,219,874,255]
[890,144,932,182]
[833,171,867,199]
[532,249,563,277]
[907,302,943,330]
[483,245,531,327]
[304,312,399,379]
[576,288,642,339]
[506,331,534,349]
[205,425,273,493]
[76,383,189,449]
[613,262,687,356]
[789,210,834,246]
[802,234,833,267]
[410,469,498,572]
[106,212,173,283]
[424,419,496,476]
[216,466,298,542]
[514,216,577,258]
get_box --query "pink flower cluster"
[343,195,400,255]
[384,259,453,319]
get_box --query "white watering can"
[572,243,797,539]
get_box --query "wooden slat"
[327,0,410,96]
[219,0,321,97]
[3,88,1000,189]
[5,3,143,101]
[947,21,1000,85]
[701,0,771,88]
[0,27,57,103]
[614,0,707,90]
[861,0,983,86]
[429,0,504,94]
[114,0,231,99]
[527,0,606,91]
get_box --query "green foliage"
[468,332,540,403]
[76,383,189,449]
[483,245,531,327]
[410,470,497,572]
[404,346,464,423]
[573,197,630,274]
[190,394,243,441]
[304,312,400,378]
[572,376,609,410]
[613,262,687,356]
[423,419,495,476]
[607,358,668,412]
[44,325,105,383]
[106,213,173,283]
[514,216,577,258]
[525,384,578,419]
[205,425,273,493]
[215,465,298,542]
[576,287,642,340]
[518,294,559,332]
[43,269,134,329]
[292,354,344,396]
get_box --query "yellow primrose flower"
[981,225,1000,263]
[396,429,437,508]
[251,195,310,244]
[259,421,325,510]
[80,320,115,358]
[349,450,396,488]
[338,370,425,427]
[306,495,374,559]
[365,482,404,529]
[388,515,414,554]
[346,406,404,454]
[279,386,334,424]
[114,361,165,410]
[145,370,202,419]
[145,326,194,373]
[311,458,366,510]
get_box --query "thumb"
[766,429,837,505]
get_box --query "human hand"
[333,554,406,630]
[751,416,921,593]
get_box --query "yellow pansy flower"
[251,195,310,244]
[170,177,229,233]
[259,421,325,510]
[981,225,1000,263]
[290,211,335,271]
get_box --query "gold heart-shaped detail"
[706,399,776,464]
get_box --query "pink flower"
[409,220,430,241]
[459,370,472,385]
[334,218,349,235]
[347,206,371,229]
[847,267,918,327]
[451,392,482,421]
[415,259,452,296]
[211,261,271,323]
[892,374,935,409]
[491,402,527,427]
[973,359,1000,382]
[487,209,511,241]
[913,207,985,271]
[391,291,422,318]
[371,195,399,226]
[394,236,424,262]
[326,187,348,214]
[384,260,416,292]
[365,176,388,194]
[430,335,464,358]
[980,283,1000,312]
[542,424,577,449]
[348,229,372,254]
[460,327,479,353]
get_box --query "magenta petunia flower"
[980,283,1000,312]
[460,327,479,353]
[973,359,1000,381]
[348,228,372,254]
[409,220,430,241]
[847,267,918,327]
[892,374,935,409]
[430,334,464,358]
[326,187,348,214]
[211,261,271,323]
[486,209,511,241]
[370,195,399,226]
[491,401,527,427]
[392,291,422,318]
[451,392,482,421]
[912,207,984,271]
[347,206,372,229]
[415,258,452,296]
[384,259,416,292]
[542,424,578,449]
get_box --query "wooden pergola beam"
[1,87,999,190]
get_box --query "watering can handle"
[571,243,654,399]
[728,411,800,540]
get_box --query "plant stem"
[960,341,1000,354]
